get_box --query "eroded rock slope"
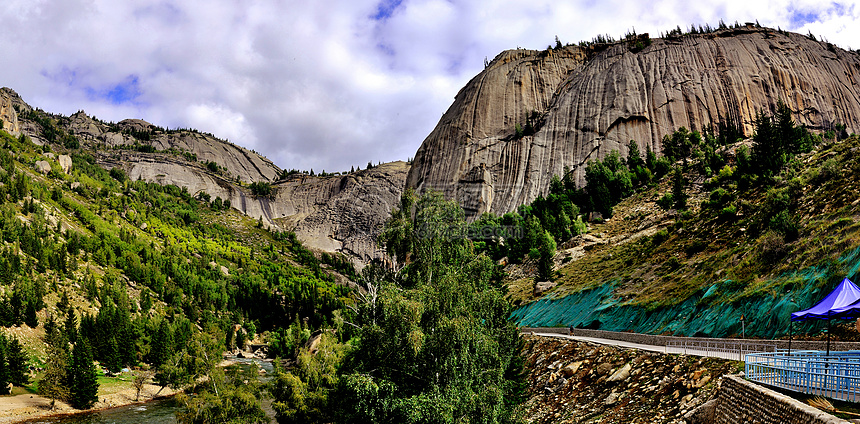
[407,26,860,217]
[0,88,407,264]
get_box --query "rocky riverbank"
[521,335,743,423]
[0,382,177,424]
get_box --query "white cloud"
[0,0,858,173]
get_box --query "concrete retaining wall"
[686,375,849,424]
[518,327,860,352]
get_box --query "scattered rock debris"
[521,335,741,423]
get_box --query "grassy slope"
[510,135,860,338]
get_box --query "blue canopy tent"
[790,278,860,356]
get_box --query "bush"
[249,182,272,198]
[769,210,799,241]
[758,230,788,263]
[656,194,674,210]
[720,205,737,220]
[109,167,127,183]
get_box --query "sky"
[1,0,858,173]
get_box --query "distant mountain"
[0,88,407,264]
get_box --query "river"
[22,357,276,424]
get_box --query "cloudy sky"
[1,0,858,173]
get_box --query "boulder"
[35,161,50,174]
[58,155,72,174]
[534,281,557,295]
[607,363,632,382]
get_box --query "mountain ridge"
[0,89,407,264]
[407,25,860,219]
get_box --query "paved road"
[532,332,752,361]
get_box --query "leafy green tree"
[536,229,556,282]
[584,150,632,217]
[333,191,525,424]
[272,333,347,423]
[68,339,99,409]
[176,366,269,424]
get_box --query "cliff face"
[407,27,860,217]
[272,162,409,263]
[67,112,282,184]
[124,156,408,264]
[0,88,27,136]
[0,89,408,264]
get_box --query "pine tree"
[68,340,99,409]
[537,229,557,282]
[0,334,9,395]
[672,166,687,210]
[5,336,29,386]
[64,305,78,344]
[104,336,121,374]
[150,319,173,367]
[24,300,38,328]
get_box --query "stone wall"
[520,327,860,352]
[687,375,849,424]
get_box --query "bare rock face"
[65,113,281,184]
[273,162,409,264]
[407,27,860,217]
[5,89,408,265]
[34,160,51,174]
[58,155,72,174]
[0,88,26,136]
[121,154,408,265]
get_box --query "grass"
[511,135,860,319]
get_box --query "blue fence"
[746,351,860,402]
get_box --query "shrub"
[769,210,799,241]
[656,193,674,210]
[720,205,737,220]
[758,230,788,263]
[109,167,127,183]
[249,182,272,198]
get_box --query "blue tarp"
[791,278,860,321]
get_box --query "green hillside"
[510,126,860,339]
[0,127,351,408]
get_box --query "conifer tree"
[24,300,38,328]
[5,336,29,386]
[150,319,174,367]
[68,339,99,409]
[64,305,78,344]
[0,335,9,395]
[104,336,121,374]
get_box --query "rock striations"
[407,26,860,218]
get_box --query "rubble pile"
[521,335,740,423]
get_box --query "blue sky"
[0,0,858,173]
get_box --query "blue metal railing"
[746,351,860,402]
[667,339,776,361]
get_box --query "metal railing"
[746,351,860,402]
[666,339,777,361]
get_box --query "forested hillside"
[0,127,352,417]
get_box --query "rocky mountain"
[0,88,407,264]
[407,25,860,218]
